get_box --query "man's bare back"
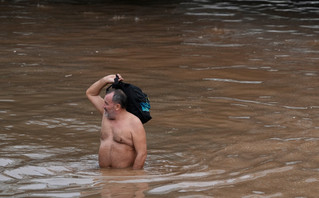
[86,74,147,169]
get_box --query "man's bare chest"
[112,128,133,147]
[101,120,134,147]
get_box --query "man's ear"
[115,103,121,111]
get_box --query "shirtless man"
[86,74,147,169]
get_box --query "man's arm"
[132,122,147,169]
[86,74,122,114]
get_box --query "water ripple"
[185,12,236,17]
[209,96,275,107]
[203,78,263,84]
[148,166,293,194]
[183,42,244,47]
[4,166,55,179]
[25,117,100,132]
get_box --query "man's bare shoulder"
[127,113,142,124]
[126,112,144,130]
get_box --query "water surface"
[1,0,319,197]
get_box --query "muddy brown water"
[1,0,319,197]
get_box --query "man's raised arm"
[86,74,122,114]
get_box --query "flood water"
[1,0,319,197]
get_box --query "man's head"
[103,89,127,119]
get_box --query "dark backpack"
[106,75,152,124]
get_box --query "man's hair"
[106,88,127,109]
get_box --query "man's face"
[103,92,116,120]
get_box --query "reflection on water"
[1,0,319,197]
